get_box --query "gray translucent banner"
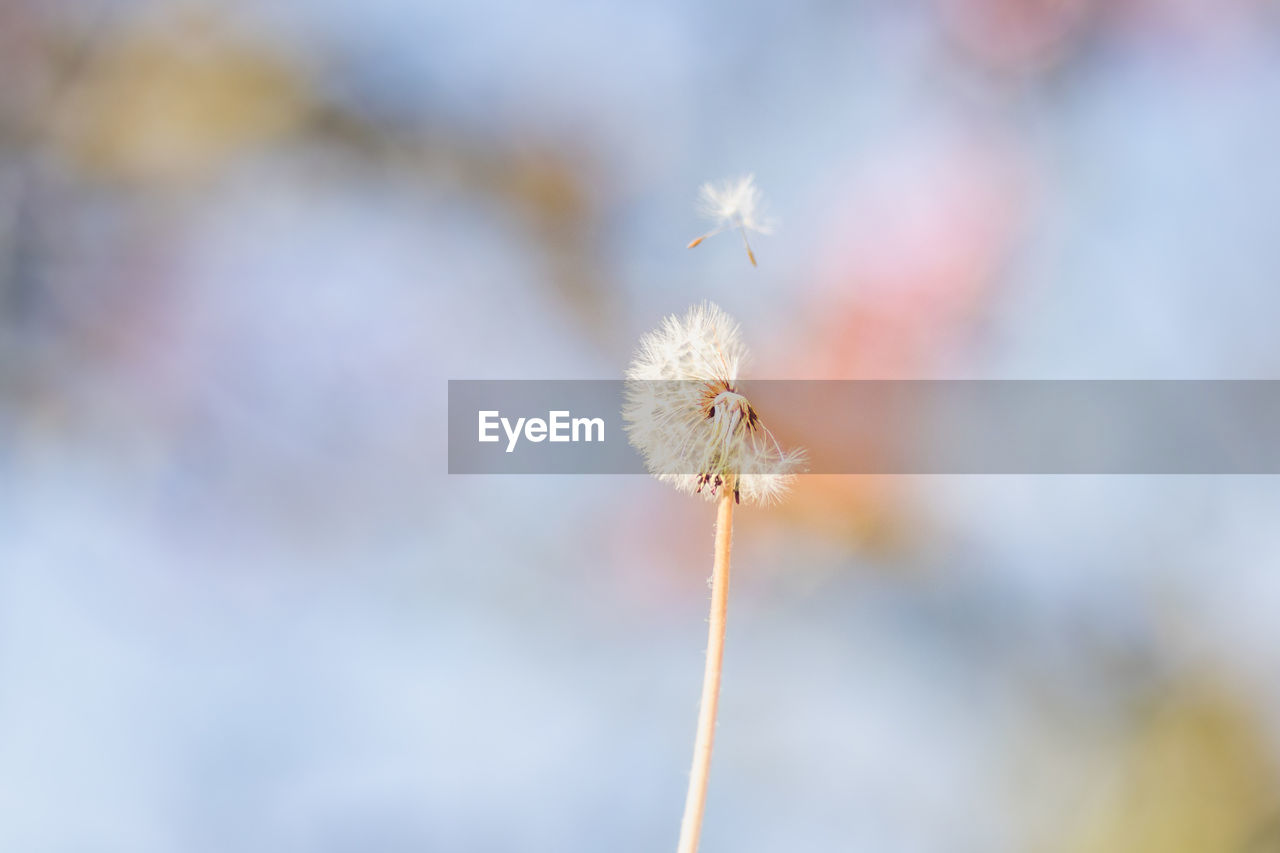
[448,380,1280,474]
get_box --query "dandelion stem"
[677,488,735,853]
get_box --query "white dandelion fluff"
[686,174,775,267]
[623,302,803,505]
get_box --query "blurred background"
[3,0,1280,850]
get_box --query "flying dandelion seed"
[623,302,803,504]
[685,174,775,267]
[623,302,803,853]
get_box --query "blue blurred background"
[3,1,1280,850]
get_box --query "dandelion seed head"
[626,301,746,384]
[624,302,803,506]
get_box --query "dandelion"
[624,302,801,504]
[623,302,802,853]
[686,174,775,267]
